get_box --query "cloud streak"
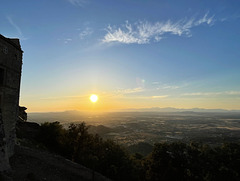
[151,95,168,99]
[7,16,26,39]
[40,95,87,100]
[115,87,144,95]
[79,27,93,39]
[102,13,214,44]
[64,38,72,44]
[66,0,88,7]
[183,91,240,97]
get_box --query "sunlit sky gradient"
[1,0,240,112]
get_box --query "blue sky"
[1,0,240,112]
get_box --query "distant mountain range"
[121,107,240,113]
[28,108,240,117]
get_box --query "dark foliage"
[146,142,240,181]
[37,122,136,180]
[37,122,240,181]
[128,142,153,156]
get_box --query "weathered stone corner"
[0,34,23,171]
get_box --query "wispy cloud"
[64,38,72,44]
[126,95,168,100]
[183,91,240,97]
[155,83,188,90]
[66,0,88,7]
[161,85,180,90]
[7,16,26,40]
[226,91,240,95]
[112,95,169,100]
[40,95,87,100]
[115,87,144,95]
[195,12,214,25]
[114,88,168,99]
[79,27,93,39]
[152,82,160,85]
[102,13,215,44]
[183,92,221,96]
[151,95,168,99]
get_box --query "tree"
[38,121,65,153]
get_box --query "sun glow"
[90,94,98,103]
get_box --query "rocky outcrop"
[18,106,27,122]
[9,145,111,181]
[8,120,111,181]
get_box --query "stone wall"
[0,34,23,171]
[0,108,10,171]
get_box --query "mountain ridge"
[28,107,240,114]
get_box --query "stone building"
[0,34,23,171]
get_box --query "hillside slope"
[9,145,110,181]
[1,121,111,181]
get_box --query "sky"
[1,0,240,112]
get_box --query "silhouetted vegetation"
[37,122,136,180]
[36,121,240,181]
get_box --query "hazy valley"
[28,110,240,153]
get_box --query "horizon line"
[26,107,240,114]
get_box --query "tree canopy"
[37,121,240,181]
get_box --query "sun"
[90,94,98,103]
